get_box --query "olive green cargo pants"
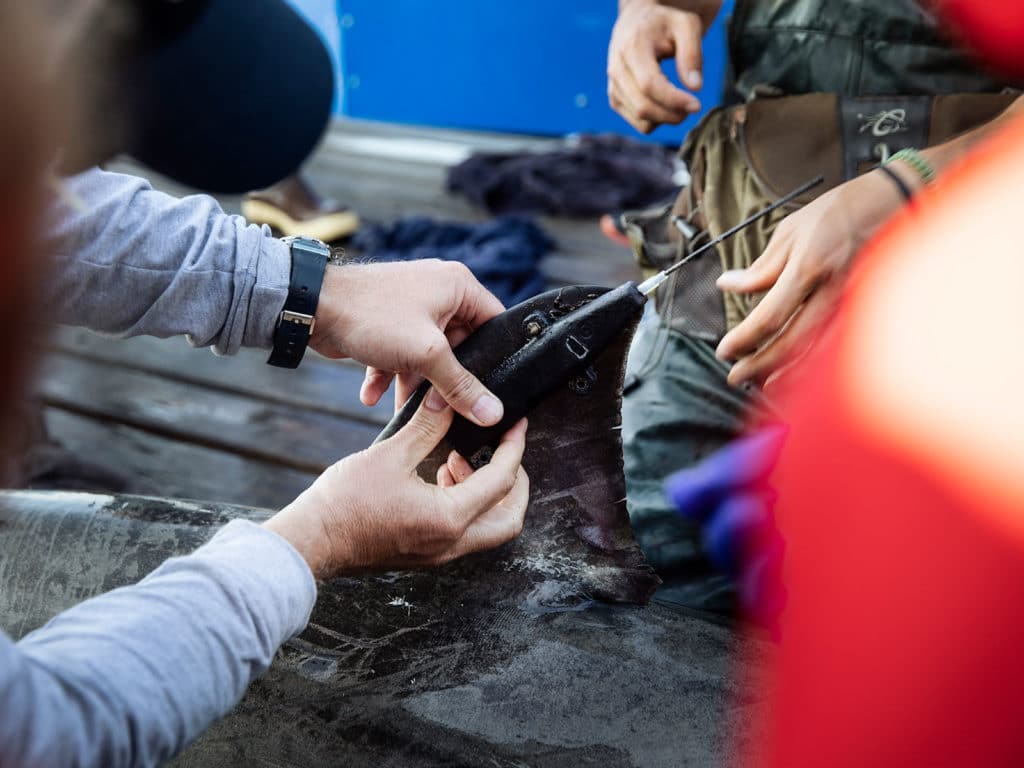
[621,307,771,615]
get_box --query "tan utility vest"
[626,0,1015,340]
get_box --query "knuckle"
[756,309,787,338]
[416,259,446,278]
[636,104,658,121]
[445,368,479,403]
[775,217,798,239]
[401,414,440,449]
[438,508,465,542]
[421,337,442,361]
[637,73,659,95]
[445,260,472,282]
[433,550,459,567]
[794,255,824,283]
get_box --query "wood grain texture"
[38,352,379,474]
[42,408,316,509]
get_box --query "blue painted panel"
[283,0,344,112]
[337,1,733,144]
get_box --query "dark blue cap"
[73,0,334,193]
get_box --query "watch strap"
[267,237,329,369]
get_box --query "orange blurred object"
[932,0,1024,79]
[752,114,1024,767]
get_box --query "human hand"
[715,169,910,388]
[607,1,713,133]
[263,391,529,579]
[665,426,787,632]
[310,260,506,426]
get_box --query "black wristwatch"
[267,236,330,369]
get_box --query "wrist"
[620,0,719,26]
[846,170,909,240]
[267,236,329,368]
[309,261,350,351]
[264,500,348,581]
[886,148,936,192]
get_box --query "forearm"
[618,0,722,31]
[851,97,1024,243]
[898,96,1024,189]
[0,520,315,768]
[45,168,289,355]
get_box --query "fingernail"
[717,270,741,286]
[687,70,703,90]
[471,394,503,425]
[425,388,448,411]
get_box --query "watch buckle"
[281,309,316,333]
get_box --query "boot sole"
[241,199,360,242]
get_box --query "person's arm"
[715,96,1024,388]
[608,0,723,133]
[46,168,509,426]
[0,519,315,768]
[0,393,529,768]
[46,167,289,356]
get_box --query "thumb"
[390,387,456,467]
[669,11,704,91]
[423,343,504,427]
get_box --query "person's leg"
[622,309,755,614]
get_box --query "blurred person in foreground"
[606,0,1023,614]
[664,3,1024,764]
[0,2,529,765]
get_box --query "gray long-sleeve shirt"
[46,167,291,353]
[1,521,317,767]
[1,169,317,766]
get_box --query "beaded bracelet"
[885,148,936,186]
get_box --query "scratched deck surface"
[34,119,642,510]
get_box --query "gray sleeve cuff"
[241,236,291,350]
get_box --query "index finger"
[625,43,700,116]
[451,277,505,331]
[444,467,530,559]
[716,267,813,361]
[445,418,528,525]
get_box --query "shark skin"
[0,288,766,766]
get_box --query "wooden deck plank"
[37,353,379,474]
[51,328,394,427]
[43,408,316,509]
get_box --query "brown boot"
[242,175,360,242]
